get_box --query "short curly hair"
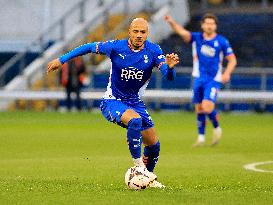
[201,13,218,25]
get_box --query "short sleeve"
[221,38,234,57]
[190,32,200,43]
[153,45,166,70]
[96,40,117,57]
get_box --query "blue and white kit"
[59,39,176,130]
[190,32,234,103]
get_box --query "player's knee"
[202,105,214,114]
[201,101,214,114]
[144,141,160,157]
[128,117,142,132]
[146,139,160,148]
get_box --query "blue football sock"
[127,118,142,159]
[143,141,160,172]
[197,113,206,135]
[208,109,219,128]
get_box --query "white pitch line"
[244,161,273,173]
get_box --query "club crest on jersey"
[227,47,233,53]
[121,67,144,81]
[144,55,149,63]
[201,45,216,57]
[158,54,165,60]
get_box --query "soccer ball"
[124,166,156,190]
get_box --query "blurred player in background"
[165,13,237,147]
[48,18,179,188]
[60,56,86,111]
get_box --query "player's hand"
[222,72,231,83]
[164,15,173,23]
[165,53,179,68]
[47,58,62,74]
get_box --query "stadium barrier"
[0,90,272,103]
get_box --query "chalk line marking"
[244,161,273,173]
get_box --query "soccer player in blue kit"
[47,18,179,188]
[165,13,237,147]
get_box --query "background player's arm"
[222,54,237,83]
[164,15,191,43]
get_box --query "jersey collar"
[127,39,146,52]
[202,33,217,41]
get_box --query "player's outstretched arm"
[222,54,237,83]
[164,15,191,43]
[47,43,98,74]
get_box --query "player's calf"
[143,141,160,172]
[192,113,206,147]
[208,109,219,128]
[127,117,144,166]
[207,109,222,146]
[193,105,207,147]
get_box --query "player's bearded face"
[129,23,148,49]
[201,18,217,35]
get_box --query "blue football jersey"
[96,39,166,103]
[190,32,234,82]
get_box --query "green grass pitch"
[0,111,272,205]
